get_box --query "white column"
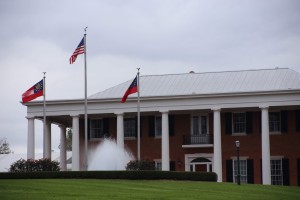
[212,108,222,182]
[115,112,124,150]
[161,111,170,171]
[71,115,80,171]
[59,125,67,171]
[44,122,51,159]
[27,117,35,160]
[260,106,271,185]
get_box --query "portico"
[23,68,300,185]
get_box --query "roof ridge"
[139,67,290,77]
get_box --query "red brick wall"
[82,110,300,186]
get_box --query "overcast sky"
[0,0,299,155]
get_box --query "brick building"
[23,68,300,186]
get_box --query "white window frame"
[90,118,104,140]
[232,112,246,135]
[271,158,283,185]
[269,111,281,134]
[184,153,213,172]
[124,117,136,138]
[154,159,162,171]
[155,116,162,137]
[232,159,248,184]
[191,114,209,135]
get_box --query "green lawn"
[0,179,299,200]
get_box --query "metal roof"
[89,68,300,99]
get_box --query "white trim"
[232,112,246,135]
[123,117,136,138]
[269,111,281,134]
[184,153,214,172]
[232,159,248,184]
[154,159,162,171]
[190,113,209,135]
[155,115,162,137]
[89,118,104,140]
[25,91,300,118]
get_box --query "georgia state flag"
[22,80,44,103]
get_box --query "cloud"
[0,0,300,153]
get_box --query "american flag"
[69,37,85,64]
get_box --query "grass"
[0,179,300,200]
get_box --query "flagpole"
[43,72,46,159]
[84,27,88,171]
[137,68,141,160]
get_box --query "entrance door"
[195,164,207,172]
[189,157,212,172]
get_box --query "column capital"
[259,105,269,110]
[114,112,124,116]
[26,116,35,120]
[211,107,221,112]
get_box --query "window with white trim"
[124,118,136,138]
[233,159,248,183]
[232,113,246,134]
[269,112,281,133]
[155,116,162,137]
[155,160,162,171]
[192,115,208,135]
[271,159,283,185]
[90,119,104,139]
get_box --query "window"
[155,116,162,137]
[193,116,200,135]
[90,119,104,139]
[271,159,283,185]
[192,115,208,135]
[124,118,136,138]
[232,113,246,134]
[233,159,248,183]
[155,160,162,171]
[269,112,281,132]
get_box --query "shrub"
[9,158,60,172]
[0,170,217,182]
[126,160,155,171]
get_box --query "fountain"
[88,139,134,170]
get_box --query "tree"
[58,128,72,151]
[0,138,12,154]
[66,128,72,151]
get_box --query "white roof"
[89,68,300,99]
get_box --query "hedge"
[0,171,217,182]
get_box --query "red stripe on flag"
[69,38,85,64]
[121,76,138,103]
[22,80,44,103]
